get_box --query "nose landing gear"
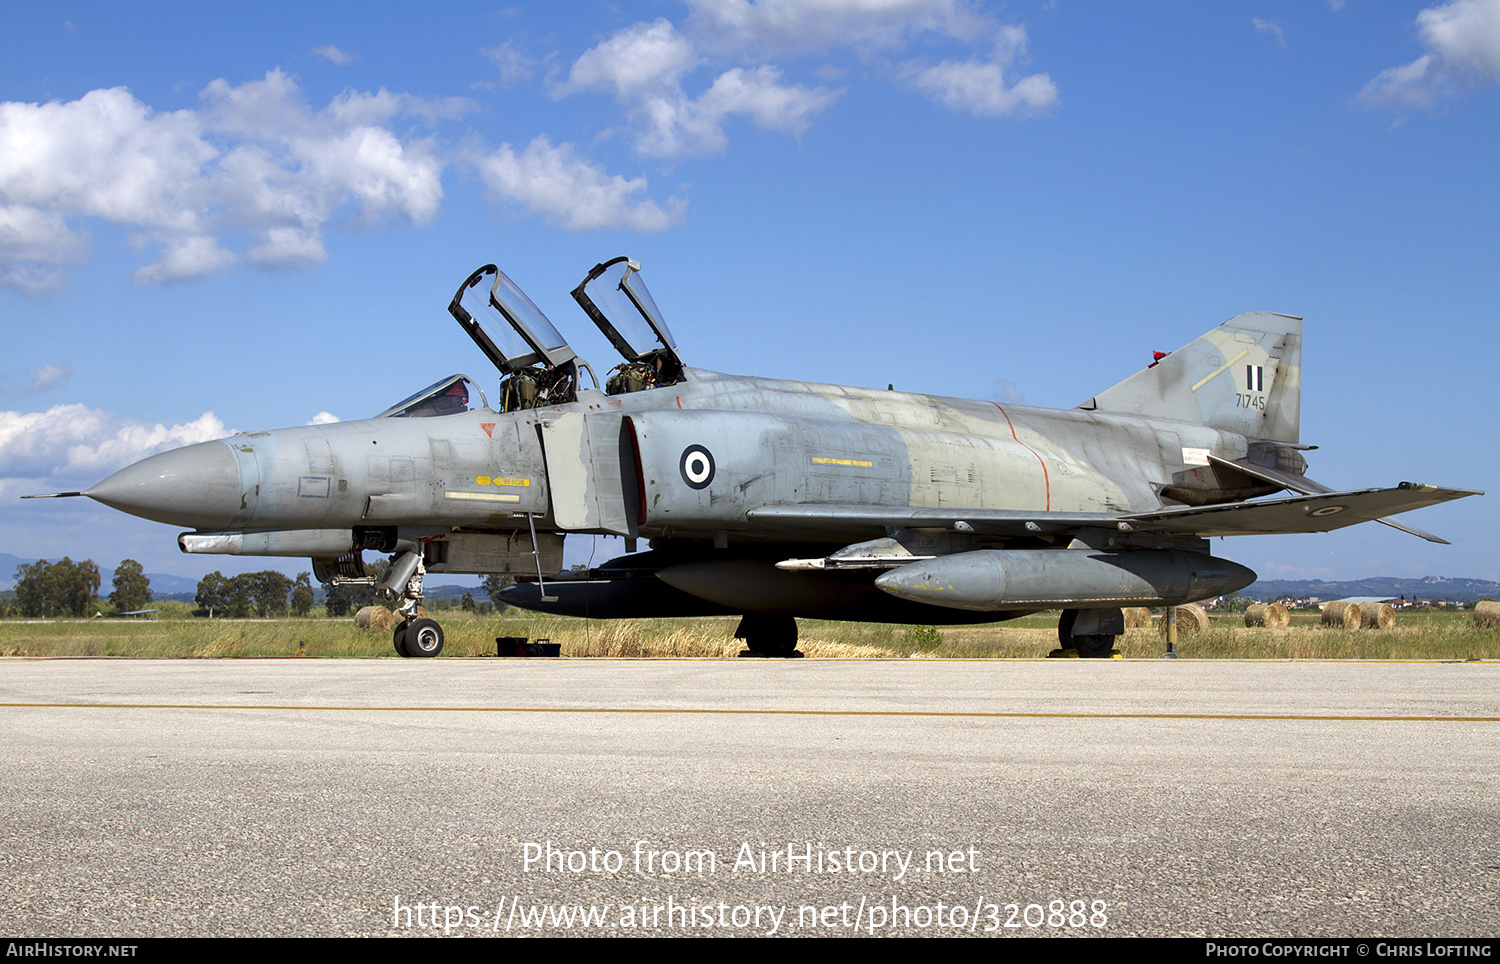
[385,547,445,658]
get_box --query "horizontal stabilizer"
[1120,483,1481,538]
[1206,457,1455,543]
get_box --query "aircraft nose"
[86,440,247,528]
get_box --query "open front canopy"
[449,264,577,374]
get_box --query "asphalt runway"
[2,657,1497,938]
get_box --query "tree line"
[8,557,514,618]
[194,571,315,618]
[8,558,153,617]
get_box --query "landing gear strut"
[1056,608,1121,659]
[384,546,444,658]
[734,613,801,658]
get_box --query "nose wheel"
[394,617,444,658]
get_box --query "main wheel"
[1057,608,1078,647]
[1073,634,1117,658]
[734,613,799,657]
[404,617,444,657]
[1057,608,1116,658]
[393,620,411,657]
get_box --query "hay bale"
[1123,607,1153,630]
[1359,602,1396,631]
[1244,603,1290,628]
[1320,601,1360,629]
[354,606,395,632]
[1473,600,1500,629]
[1157,603,1209,637]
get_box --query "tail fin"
[1078,311,1302,443]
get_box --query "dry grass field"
[1,607,1494,660]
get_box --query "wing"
[748,482,1482,543]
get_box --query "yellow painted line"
[811,457,873,467]
[1191,347,1251,392]
[1,702,1494,722]
[445,491,520,503]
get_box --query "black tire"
[1058,608,1115,657]
[405,617,444,658]
[1073,634,1117,658]
[393,620,411,658]
[1057,609,1078,648]
[735,613,798,657]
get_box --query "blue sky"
[1,0,1496,587]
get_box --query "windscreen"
[377,375,485,418]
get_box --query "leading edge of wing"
[746,484,1482,541]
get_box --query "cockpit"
[378,374,488,419]
[446,256,686,414]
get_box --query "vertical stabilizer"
[1079,312,1302,443]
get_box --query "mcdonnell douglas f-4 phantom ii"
[33,256,1480,657]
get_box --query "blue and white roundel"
[679,445,715,490]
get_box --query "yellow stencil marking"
[1191,347,1251,392]
[811,457,873,467]
[446,491,520,503]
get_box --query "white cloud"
[0,71,449,293]
[313,45,356,66]
[687,0,986,52]
[990,378,1024,405]
[557,20,700,98]
[554,4,1054,152]
[1361,0,1500,108]
[555,20,841,157]
[26,364,72,392]
[131,234,235,283]
[0,405,230,485]
[474,136,685,231]
[910,58,1057,116]
[633,65,842,156]
[1253,18,1288,50]
[700,66,842,135]
[482,41,537,88]
[907,29,1058,117]
[307,411,340,425]
[0,204,88,295]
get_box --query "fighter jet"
[31,256,1480,657]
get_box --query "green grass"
[0,608,1493,659]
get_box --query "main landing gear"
[734,613,801,658]
[1055,607,1122,659]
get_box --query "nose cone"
[86,440,246,528]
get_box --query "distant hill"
[1243,576,1499,603]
